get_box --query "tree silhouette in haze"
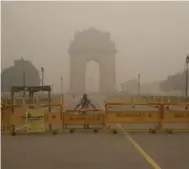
[1,58,40,92]
[159,71,187,92]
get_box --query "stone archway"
[68,28,117,94]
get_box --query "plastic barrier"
[63,109,105,133]
[105,101,162,133]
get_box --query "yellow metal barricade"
[26,109,45,133]
[4,99,189,135]
[45,104,63,133]
[63,109,105,132]
[162,103,189,133]
[105,101,162,133]
[10,105,27,134]
[1,105,12,133]
[8,104,63,135]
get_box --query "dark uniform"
[75,94,96,110]
[75,94,96,128]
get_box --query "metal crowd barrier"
[104,101,161,133]
[161,103,189,133]
[1,97,54,106]
[63,109,105,133]
[1,104,62,135]
[105,101,189,133]
[1,101,189,135]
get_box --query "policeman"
[75,94,96,110]
[75,94,96,129]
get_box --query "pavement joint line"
[92,96,161,169]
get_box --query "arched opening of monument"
[69,28,117,94]
[85,60,99,94]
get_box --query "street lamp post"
[41,67,44,96]
[51,84,54,96]
[23,71,26,98]
[185,56,189,97]
[138,73,141,98]
[60,77,64,105]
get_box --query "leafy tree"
[1,58,40,92]
[159,71,187,92]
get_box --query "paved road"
[2,94,189,169]
[2,133,153,169]
[90,95,189,169]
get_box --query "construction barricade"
[63,109,105,133]
[105,101,162,134]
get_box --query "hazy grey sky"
[1,1,189,92]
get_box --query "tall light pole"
[60,76,63,105]
[138,73,141,98]
[51,84,54,96]
[184,62,186,96]
[185,56,189,97]
[23,71,26,98]
[41,67,44,96]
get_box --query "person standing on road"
[75,94,96,129]
[75,94,96,110]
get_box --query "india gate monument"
[69,28,117,94]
